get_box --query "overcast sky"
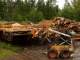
[57,0,71,9]
[56,0,65,9]
[44,0,67,9]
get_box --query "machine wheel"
[60,50,70,58]
[47,49,58,59]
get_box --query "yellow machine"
[48,45,74,58]
[72,34,80,41]
[47,28,74,59]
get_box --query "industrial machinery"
[47,28,74,59]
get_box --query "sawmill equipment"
[47,28,74,59]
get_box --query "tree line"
[0,0,80,22]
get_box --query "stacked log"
[0,17,79,44]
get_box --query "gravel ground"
[0,41,80,60]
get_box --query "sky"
[57,0,71,9]
[44,0,67,9]
[56,0,65,9]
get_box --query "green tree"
[0,0,59,22]
[61,0,74,19]
[27,8,44,23]
[44,0,58,19]
[61,0,80,21]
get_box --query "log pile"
[0,17,79,44]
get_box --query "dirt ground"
[1,41,80,60]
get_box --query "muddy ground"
[1,41,80,60]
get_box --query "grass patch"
[0,42,24,58]
[0,49,15,58]
[0,42,24,52]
